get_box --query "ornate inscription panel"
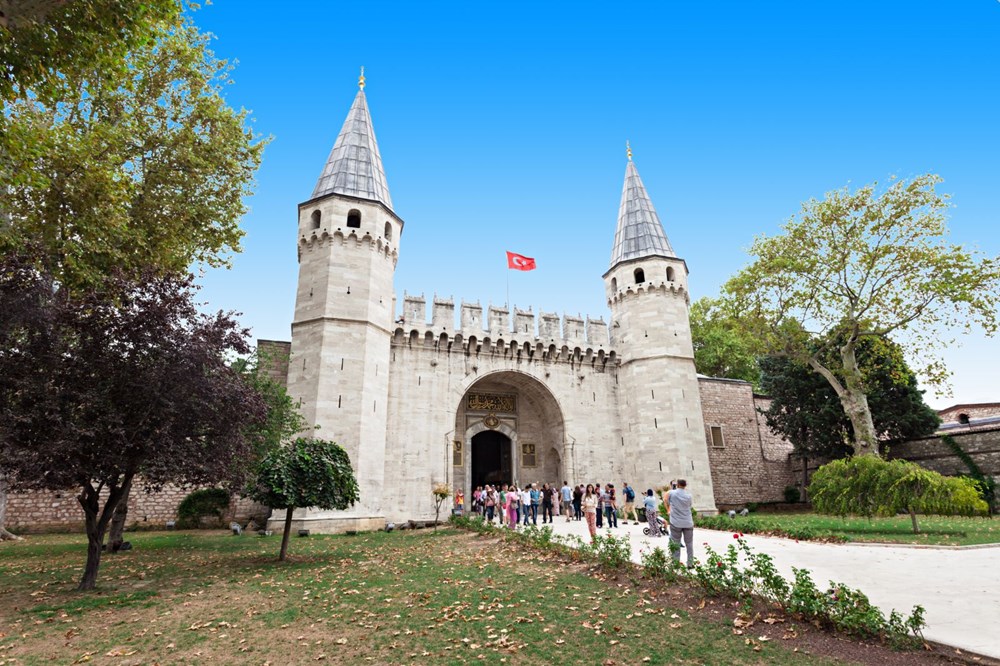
[467,393,516,413]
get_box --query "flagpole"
[506,263,510,310]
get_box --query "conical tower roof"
[609,155,674,268]
[311,76,393,211]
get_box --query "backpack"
[624,486,635,501]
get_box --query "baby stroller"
[643,514,668,536]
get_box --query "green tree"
[689,297,761,387]
[759,334,940,460]
[0,17,264,291]
[0,0,180,103]
[723,175,1000,456]
[248,438,360,561]
[809,456,987,534]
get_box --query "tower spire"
[608,149,674,268]
[310,70,393,210]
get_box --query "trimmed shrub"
[176,488,231,529]
[783,485,801,503]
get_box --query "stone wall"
[698,377,801,507]
[6,485,270,534]
[888,427,1000,478]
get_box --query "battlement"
[297,228,398,263]
[607,276,688,305]
[394,292,616,360]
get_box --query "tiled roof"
[311,89,393,211]
[609,159,674,267]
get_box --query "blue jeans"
[605,505,618,528]
[529,504,539,524]
[596,506,603,527]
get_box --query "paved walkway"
[532,517,1000,659]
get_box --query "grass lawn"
[736,512,1000,546]
[0,528,888,666]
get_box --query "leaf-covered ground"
[740,513,1000,546]
[0,529,967,665]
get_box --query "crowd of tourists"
[468,479,696,566]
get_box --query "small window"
[958,413,970,425]
[521,442,537,467]
[666,266,675,281]
[634,268,645,284]
[611,277,617,291]
[310,210,321,230]
[384,221,392,240]
[710,426,725,448]
[347,209,361,228]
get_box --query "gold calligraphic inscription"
[467,393,516,413]
[483,413,500,429]
[453,440,462,467]
[521,442,537,467]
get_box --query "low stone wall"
[889,427,1000,478]
[6,484,270,534]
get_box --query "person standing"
[643,489,662,537]
[484,485,496,523]
[505,486,519,529]
[622,482,639,525]
[498,484,508,527]
[520,485,531,525]
[604,484,618,528]
[543,483,557,523]
[572,484,584,521]
[582,484,599,543]
[668,479,695,567]
[595,481,603,528]
[529,483,541,525]
[561,481,573,522]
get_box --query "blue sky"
[192,1,999,409]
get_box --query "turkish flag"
[506,251,536,271]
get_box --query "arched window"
[310,210,321,230]
[666,266,675,281]
[634,268,645,284]
[347,209,361,228]
[384,221,392,240]
[959,413,971,425]
[611,277,617,292]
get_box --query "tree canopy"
[0,13,264,291]
[723,175,1000,456]
[759,334,940,460]
[0,252,267,589]
[0,0,181,103]
[689,296,761,388]
[248,438,359,561]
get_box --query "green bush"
[783,485,801,503]
[176,488,231,529]
[693,514,847,543]
[809,455,988,534]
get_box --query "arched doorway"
[471,430,512,488]
[454,370,567,500]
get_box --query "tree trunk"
[77,478,130,590]
[801,457,809,503]
[279,506,294,561]
[106,478,133,552]
[0,473,23,541]
[838,341,880,457]
[909,508,920,534]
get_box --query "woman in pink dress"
[505,485,520,528]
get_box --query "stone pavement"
[533,516,1000,659]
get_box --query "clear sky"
[191,0,999,409]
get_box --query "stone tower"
[603,148,717,513]
[283,72,402,532]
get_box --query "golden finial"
[359,66,366,90]
[626,140,632,161]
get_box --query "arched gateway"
[455,371,567,499]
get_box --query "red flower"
[733,534,739,539]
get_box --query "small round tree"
[431,482,451,531]
[248,438,359,560]
[809,456,987,534]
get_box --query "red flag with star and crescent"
[506,251,536,271]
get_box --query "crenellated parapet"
[393,294,616,361]
[607,275,688,306]
[297,228,398,264]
